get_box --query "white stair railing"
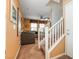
[38,17,65,59]
[45,17,65,59]
[48,17,64,50]
[38,27,45,49]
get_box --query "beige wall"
[63,0,72,5]
[50,37,65,57]
[6,0,23,59]
[21,19,31,32]
[24,19,31,32]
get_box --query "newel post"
[38,27,40,49]
[45,26,49,59]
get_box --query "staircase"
[38,17,65,59]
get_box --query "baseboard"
[65,53,73,59]
[51,53,65,59]
[14,45,21,59]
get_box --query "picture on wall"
[12,6,16,21]
[10,0,17,25]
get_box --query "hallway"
[17,44,45,59]
[6,0,73,59]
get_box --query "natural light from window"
[31,23,37,31]
[39,24,45,32]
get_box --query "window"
[31,23,37,31]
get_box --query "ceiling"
[19,0,51,19]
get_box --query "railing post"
[49,30,51,48]
[45,26,49,59]
[38,27,40,49]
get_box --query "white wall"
[51,2,63,25]
[64,1,73,57]
[0,0,6,59]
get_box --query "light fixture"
[46,0,60,6]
